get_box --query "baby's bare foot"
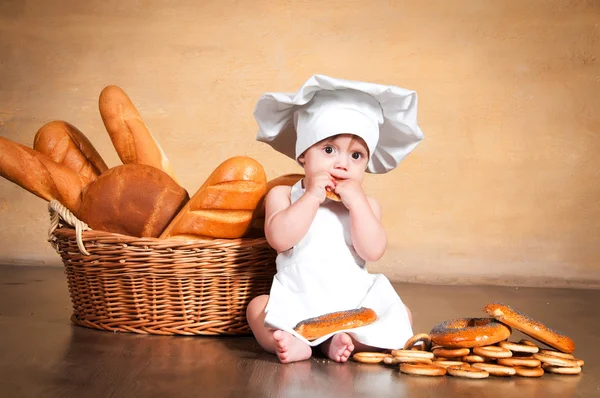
[273,330,312,363]
[322,333,355,363]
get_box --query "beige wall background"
[0,0,598,287]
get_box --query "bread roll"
[160,156,267,239]
[33,120,108,181]
[0,136,90,214]
[294,307,377,341]
[78,164,189,237]
[98,85,178,182]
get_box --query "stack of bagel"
[0,85,303,241]
[352,302,583,378]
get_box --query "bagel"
[484,302,575,353]
[434,360,467,368]
[497,356,541,368]
[399,363,447,377]
[432,347,470,358]
[533,352,579,368]
[429,318,511,348]
[461,354,491,363]
[472,363,516,376]
[514,366,544,377]
[352,352,388,364]
[447,365,489,379]
[403,333,432,351]
[542,364,582,375]
[498,340,539,354]
[391,349,435,359]
[472,345,513,359]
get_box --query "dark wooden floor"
[1,265,598,397]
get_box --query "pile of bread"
[0,85,304,240]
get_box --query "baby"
[246,75,424,363]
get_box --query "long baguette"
[98,85,178,182]
[160,156,267,239]
[0,136,90,214]
[33,120,108,181]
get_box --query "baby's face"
[298,134,369,183]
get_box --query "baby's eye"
[351,152,363,160]
[324,146,334,154]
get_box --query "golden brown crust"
[429,317,511,348]
[446,365,489,379]
[160,156,267,239]
[484,302,575,353]
[79,164,189,237]
[99,85,177,181]
[399,363,447,376]
[403,333,432,351]
[471,363,516,376]
[325,189,341,201]
[0,136,90,214]
[33,120,108,181]
[294,307,377,341]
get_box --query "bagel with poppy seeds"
[293,307,377,341]
[429,317,511,348]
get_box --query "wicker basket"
[47,200,277,336]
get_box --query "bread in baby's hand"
[78,164,189,237]
[33,120,108,182]
[160,156,267,240]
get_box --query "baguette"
[33,120,108,181]
[78,164,189,238]
[0,136,90,214]
[98,85,178,182]
[294,307,377,341]
[160,156,267,239]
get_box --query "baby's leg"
[246,295,312,363]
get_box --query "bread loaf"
[33,120,108,181]
[0,136,90,214]
[249,173,304,235]
[160,156,267,239]
[98,85,178,182]
[78,164,189,237]
[294,307,377,341]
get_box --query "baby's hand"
[333,178,366,209]
[304,172,336,203]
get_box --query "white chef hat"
[254,74,424,174]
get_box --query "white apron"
[264,180,413,348]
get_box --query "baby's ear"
[297,154,305,166]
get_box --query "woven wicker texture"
[48,201,277,336]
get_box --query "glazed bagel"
[293,307,376,341]
[429,318,511,348]
[484,302,575,353]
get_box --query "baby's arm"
[264,185,321,253]
[348,195,387,262]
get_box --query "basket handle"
[48,200,91,256]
